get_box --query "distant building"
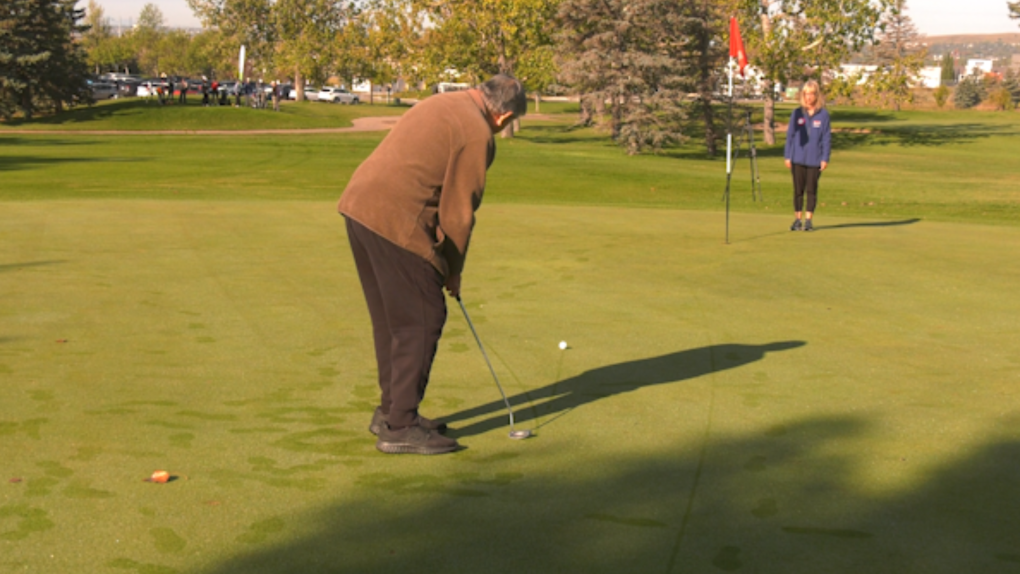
[837,64,878,84]
[916,67,942,88]
[964,59,994,76]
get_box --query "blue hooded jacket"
[784,107,831,168]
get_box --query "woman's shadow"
[444,341,805,438]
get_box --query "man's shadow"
[444,341,805,438]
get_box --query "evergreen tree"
[131,3,168,76]
[0,0,91,120]
[685,0,727,157]
[952,76,984,109]
[940,53,955,84]
[867,0,926,111]
[558,0,709,155]
[1002,69,1020,106]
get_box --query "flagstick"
[724,56,735,245]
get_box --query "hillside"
[919,32,1020,66]
[922,32,1020,45]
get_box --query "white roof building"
[837,64,878,84]
[964,59,994,76]
[915,67,942,88]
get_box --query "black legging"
[792,163,821,213]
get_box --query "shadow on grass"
[0,99,141,127]
[829,109,898,124]
[815,218,922,231]
[445,342,805,438]
[0,260,66,272]
[516,124,615,146]
[197,413,1020,574]
[0,155,107,173]
[833,123,1017,150]
[0,137,99,147]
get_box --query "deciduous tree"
[82,0,112,74]
[410,0,560,137]
[273,0,352,100]
[187,0,275,79]
[735,0,890,144]
[865,0,925,111]
[132,3,166,75]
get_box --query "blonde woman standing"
[784,80,832,231]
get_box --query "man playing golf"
[338,74,527,455]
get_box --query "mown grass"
[1,201,1018,574]
[0,97,408,131]
[1,100,1019,573]
[2,103,1018,225]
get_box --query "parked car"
[89,81,119,100]
[117,80,141,98]
[217,81,238,95]
[434,82,470,94]
[274,83,293,99]
[136,80,167,97]
[317,86,359,104]
[289,86,319,101]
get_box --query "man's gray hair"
[479,74,528,118]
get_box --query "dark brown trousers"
[345,217,447,428]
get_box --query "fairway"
[2,106,1020,573]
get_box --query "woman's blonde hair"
[799,80,826,110]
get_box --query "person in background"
[784,79,832,232]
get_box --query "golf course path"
[0,113,558,135]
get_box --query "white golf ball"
[559,341,568,350]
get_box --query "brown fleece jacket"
[337,91,495,278]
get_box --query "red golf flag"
[729,17,748,77]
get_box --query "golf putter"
[455,295,532,440]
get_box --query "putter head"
[508,429,532,440]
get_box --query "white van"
[436,82,470,93]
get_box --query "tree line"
[5,0,1016,152]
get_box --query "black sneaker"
[369,407,448,435]
[804,219,814,232]
[790,218,803,231]
[376,423,460,455]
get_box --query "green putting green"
[1,105,1019,573]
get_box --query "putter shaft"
[455,296,520,432]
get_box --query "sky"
[81,0,1020,37]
